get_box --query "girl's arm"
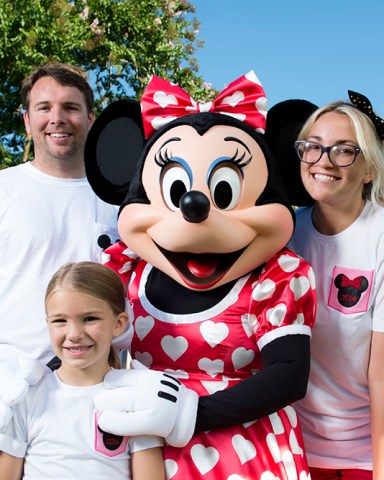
[0,452,24,480]
[131,446,165,480]
[368,330,384,480]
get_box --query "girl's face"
[46,288,128,386]
[300,111,373,208]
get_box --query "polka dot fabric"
[141,71,268,139]
[104,246,315,479]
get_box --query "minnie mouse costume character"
[86,71,317,479]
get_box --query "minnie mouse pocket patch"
[328,266,374,314]
[94,412,129,457]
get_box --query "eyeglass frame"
[294,140,361,167]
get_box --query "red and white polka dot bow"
[141,70,267,139]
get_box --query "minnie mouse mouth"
[155,243,246,289]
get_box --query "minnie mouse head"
[85,72,307,291]
[334,273,369,308]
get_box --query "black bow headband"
[348,90,384,140]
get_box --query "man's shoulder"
[0,163,27,178]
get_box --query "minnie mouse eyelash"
[229,149,252,169]
[154,148,173,167]
[154,148,252,170]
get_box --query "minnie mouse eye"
[161,164,191,211]
[209,165,242,210]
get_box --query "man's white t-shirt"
[0,162,120,364]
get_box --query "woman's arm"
[0,452,24,480]
[368,330,384,480]
[131,446,165,480]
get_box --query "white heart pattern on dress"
[269,412,285,434]
[134,351,153,367]
[290,276,310,301]
[232,347,255,370]
[299,472,311,480]
[201,379,229,394]
[266,303,287,326]
[266,433,281,463]
[161,335,188,361]
[278,254,300,272]
[128,270,136,288]
[260,472,280,480]
[282,450,298,480]
[164,368,189,379]
[200,320,229,348]
[164,459,178,479]
[284,406,298,428]
[135,315,155,341]
[232,434,257,464]
[154,90,178,108]
[289,429,303,457]
[190,444,220,475]
[308,266,316,289]
[198,358,224,378]
[294,313,304,325]
[241,313,259,337]
[252,279,276,301]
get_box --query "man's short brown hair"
[21,62,94,114]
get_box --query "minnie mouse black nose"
[180,190,210,223]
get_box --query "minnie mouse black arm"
[195,334,310,432]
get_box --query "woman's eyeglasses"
[295,140,361,167]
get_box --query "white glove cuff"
[165,388,199,447]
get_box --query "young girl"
[0,261,165,480]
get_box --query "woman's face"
[300,111,373,207]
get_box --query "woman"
[288,92,384,479]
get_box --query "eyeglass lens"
[297,142,358,167]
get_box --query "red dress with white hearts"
[108,246,316,479]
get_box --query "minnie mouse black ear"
[265,99,318,207]
[85,99,145,205]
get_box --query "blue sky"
[192,0,384,116]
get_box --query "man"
[0,63,119,365]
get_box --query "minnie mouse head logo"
[334,274,368,308]
[97,425,124,451]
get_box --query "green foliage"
[0,0,215,166]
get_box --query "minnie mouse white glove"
[94,360,198,447]
[0,358,46,430]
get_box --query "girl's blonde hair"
[298,101,384,206]
[45,261,126,369]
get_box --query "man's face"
[23,76,94,169]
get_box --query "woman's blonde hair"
[45,261,126,369]
[298,101,384,206]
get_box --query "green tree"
[0,0,214,167]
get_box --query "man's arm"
[0,452,24,480]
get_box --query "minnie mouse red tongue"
[86,71,316,479]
